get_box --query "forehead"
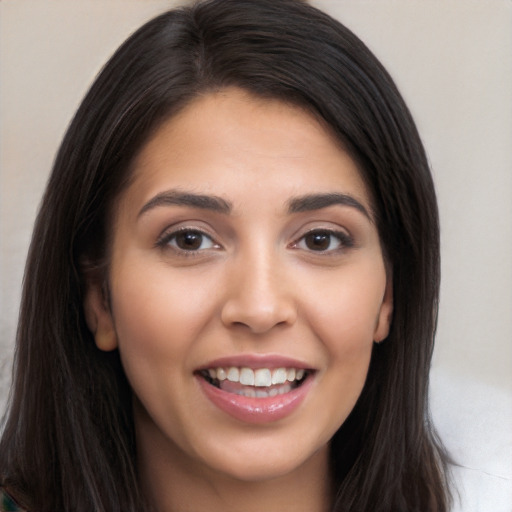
[120,88,371,216]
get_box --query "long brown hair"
[1,1,451,510]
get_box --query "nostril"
[219,266,297,333]
[221,300,297,334]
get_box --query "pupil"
[177,231,202,250]
[306,232,330,251]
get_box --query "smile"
[199,366,309,398]
[196,362,315,424]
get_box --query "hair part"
[1,1,451,510]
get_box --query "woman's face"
[86,88,392,484]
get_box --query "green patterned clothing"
[0,489,25,512]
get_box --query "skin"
[85,88,393,512]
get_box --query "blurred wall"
[1,1,511,510]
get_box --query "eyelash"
[156,228,220,256]
[156,227,354,256]
[290,229,354,254]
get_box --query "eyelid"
[290,227,354,253]
[156,225,222,253]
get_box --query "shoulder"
[0,488,27,512]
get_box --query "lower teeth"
[200,370,308,397]
[233,384,292,398]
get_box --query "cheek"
[304,267,384,428]
[109,263,221,374]
[304,262,387,352]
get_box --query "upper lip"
[196,354,314,371]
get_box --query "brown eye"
[162,229,217,252]
[304,232,332,251]
[295,229,353,253]
[175,231,204,250]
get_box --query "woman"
[0,0,452,510]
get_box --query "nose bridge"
[221,242,296,333]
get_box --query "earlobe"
[374,277,393,343]
[83,281,118,352]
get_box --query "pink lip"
[197,353,312,370]
[197,373,314,424]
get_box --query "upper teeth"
[206,367,306,387]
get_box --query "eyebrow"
[138,190,371,220]
[138,190,232,217]
[287,193,371,220]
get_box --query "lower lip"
[197,375,314,424]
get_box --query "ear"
[83,280,118,351]
[373,276,393,343]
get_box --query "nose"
[220,253,297,334]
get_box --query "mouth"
[197,366,312,398]
[195,356,316,423]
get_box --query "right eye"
[158,228,219,253]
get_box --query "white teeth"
[271,367,287,385]
[279,384,292,395]
[235,384,292,398]
[227,367,239,382]
[239,367,255,385]
[286,368,296,382]
[205,366,308,387]
[244,387,256,398]
[254,368,272,387]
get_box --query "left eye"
[164,229,217,251]
[295,230,352,252]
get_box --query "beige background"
[1,1,511,510]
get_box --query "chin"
[197,438,329,484]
